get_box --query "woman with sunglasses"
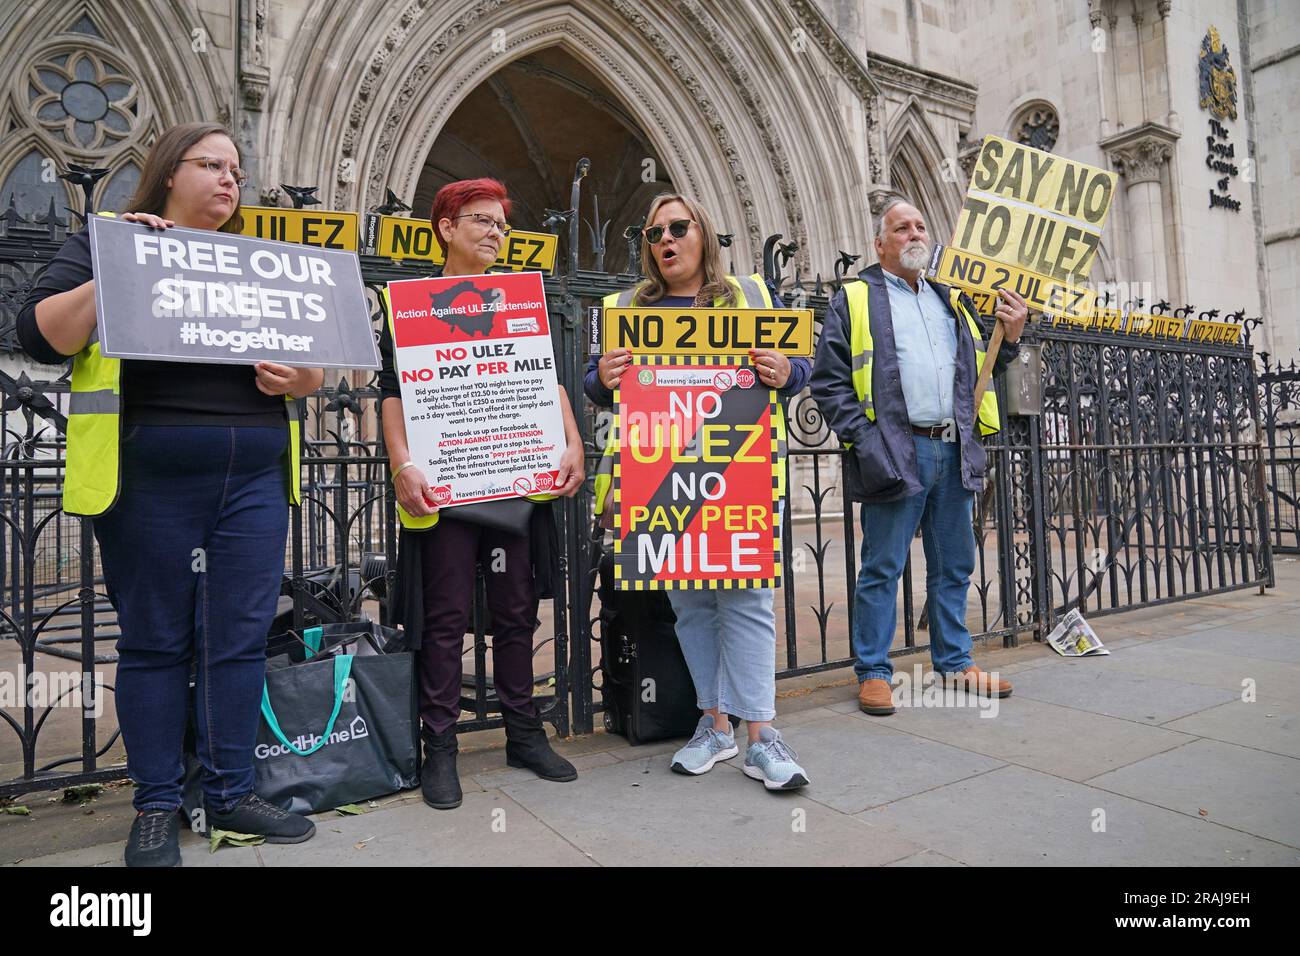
[585,193,812,791]
[17,122,323,866]
[378,178,584,811]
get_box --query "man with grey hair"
[811,198,1028,715]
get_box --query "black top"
[376,265,444,403]
[17,229,287,427]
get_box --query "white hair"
[873,196,918,240]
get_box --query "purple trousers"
[417,519,539,734]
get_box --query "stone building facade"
[1,0,1296,369]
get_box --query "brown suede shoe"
[857,678,896,715]
[945,664,1013,698]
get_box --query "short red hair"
[429,178,513,255]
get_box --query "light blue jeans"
[667,588,777,722]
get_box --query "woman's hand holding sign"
[552,388,585,498]
[394,462,438,517]
[254,361,324,398]
[121,212,175,229]
[553,441,585,498]
[749,348,791,388]
[598,348,633,391]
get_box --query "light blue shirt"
[882,268,957,426]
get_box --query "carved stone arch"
[886,96,960,241]
[268,0,870,272]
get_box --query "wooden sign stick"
[973,317,1005,406]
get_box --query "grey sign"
[88,215,379,369]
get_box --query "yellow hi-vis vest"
[592,274,788,516]
[841,279,1000,439]
[381,289,558,532]
[63,217,302,516]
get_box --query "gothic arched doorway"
[415,46,671,274]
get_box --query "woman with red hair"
[377,178,583,810]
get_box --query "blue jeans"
[93,425,290,812]
[667,588,776,722]
[851,434,976,682]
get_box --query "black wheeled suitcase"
[596,549,702,744]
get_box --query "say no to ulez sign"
[932,135,1117,319]
[386,271,565,507]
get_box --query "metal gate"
[0,159,1282,793]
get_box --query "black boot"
[421,727,463,810]
[503,710,577,782]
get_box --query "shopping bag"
[254,646,418,814]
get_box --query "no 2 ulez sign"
[387,270,566,508]
[932,135,1117,320]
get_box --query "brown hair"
[123,122,243,232]
[632,193,736,307]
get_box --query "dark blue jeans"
[93,425,289,813]
[851,434,977,681]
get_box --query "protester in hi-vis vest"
[810,197,1028,716]
[377,178,584,811]
[16,123,323,867]
[585,193,812,791]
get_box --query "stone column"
[236,0,271,203]
[1088,3,1110,139]
[1156,0,1180,132]
[1108,135,1175,297]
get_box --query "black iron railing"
[0,158,1284,799]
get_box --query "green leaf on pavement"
[208,829,266,852]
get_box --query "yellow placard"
[238,206,359,250]
[365,214,558,273]
[965,289,998,315]
[600,307,815,356]
[1052,310,1243,345]
[1091,307,1124,333]
[952,196,1103,283]
[966,135,1117,228]
[953,135,1116,284]
[933,245,1095,320]
[1125,312,1187,339]
[1186,319,1243,344]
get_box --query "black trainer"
[421,728,463,810]
[206,793,316,844]
[124,808,182,868]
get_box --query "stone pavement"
[5,559,1299,867]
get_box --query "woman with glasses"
[377,178,584,811]
[17,122,323,866]
[585,193,812,791]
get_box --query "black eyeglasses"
[643,219,695,244]
[452,213,511,236]
[176,156,247,187]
